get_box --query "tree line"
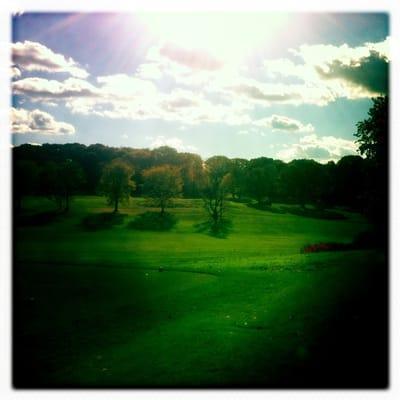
[13,143,370,211]
[13,96,388,235]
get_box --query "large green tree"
[58,159,86,212]
[226,158,248,200]
[334,155,367,210]
[354,96,388,242]
[99,159,135,213]
[245,157,277,206]
[201,156,232,231]
[179,152,205,198]
[37,159,85,212]
[282,159,324,208]
[355,96,388,165]
[142,165,183,215]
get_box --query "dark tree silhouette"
[245,157,277,206]
[13,143,373,213]
[334,155,366,210]
[13,159,39,213]
[58,159,85,212]
[282,159,324,208]
[355,96,388,165]
[37,160,84,212]
[226,158,248,200]
[354,96,389,243]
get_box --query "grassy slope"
[14,196,388,388]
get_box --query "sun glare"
[136,13,290,66]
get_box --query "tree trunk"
[212,208,219,224]
[114,197,119,213]
[160,201,165,216]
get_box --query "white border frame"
[1,1,399,399]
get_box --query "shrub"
[128,211,177,231]
[81,212,126,230]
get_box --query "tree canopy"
[354,95,389,242]
[355,95,388,165]
[13,142,375,215]
[99,159,135,213]
[142,165,183,215]
[201,156,232,231]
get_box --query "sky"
[10,12,389,162]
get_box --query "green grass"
[14,196,387,388]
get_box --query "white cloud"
[366,37,390,59]
[12,74,231,125]
[135,62,164,81]
[152,42,223,71]
[160,89,200,112]
[12,77,100,102]
[144,42,243,90]
[254,115,314,133]
[11,66,21,79]
[263,37,390,102]
[290,37,389,68]
[147,135,197,152]
[96,74,158,99]
[63,78,251,126]
[224,78,335,107]
[11,108,75,135]
[276,134,358,163]
[229,83,301,103]
[141,41,338,109]
[264,58,311,82]
[12,40,88,78]
[14,37,389,130]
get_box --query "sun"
[136,12,290,67]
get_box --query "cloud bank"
[277,134,358,163]
[255,115,314,133]
[11,107,75,135]
[12,40,89,78]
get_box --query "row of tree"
[13,146,372,212]
[13,96,388,234]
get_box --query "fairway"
[13,196,387,388]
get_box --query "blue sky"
[11,12,389,161]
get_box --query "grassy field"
[13,196,388,388]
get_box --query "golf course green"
[13,196,388,388]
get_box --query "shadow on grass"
[194,218,233,239]
[128,211,178,231]
[81,212,127,231]
[16,210,63,226]
[247,202,287,214]
[246,202,346,220]
[279,205,346,220]
[229,197,252,204]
